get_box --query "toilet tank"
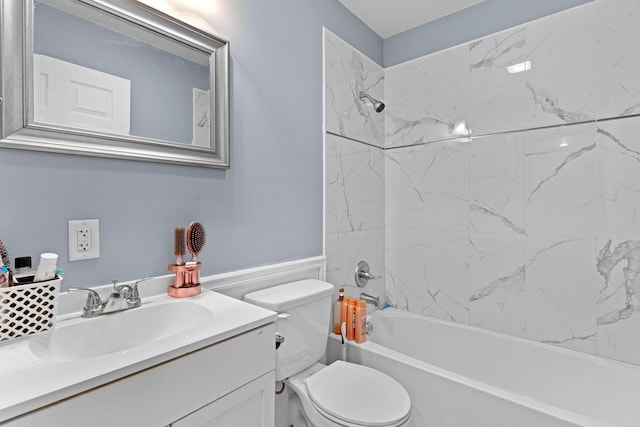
[244,279,334,380]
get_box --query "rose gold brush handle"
[185,262,199,286]
[191,262,201,285]
[184,264,192,286]
[175,266,185,288]
[168,264,187,287]
[172,227,187,288]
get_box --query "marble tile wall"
[324,29,385,149]
[325,133,386,300]
[384,0,640,147]
[384,0,640,365]
[324,28,386,300]
[325,0,640,365]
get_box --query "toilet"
[244,279,412,427]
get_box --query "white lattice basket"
[0,276,61,341]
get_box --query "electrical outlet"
[77,227,91,252]
[68,219,100,261]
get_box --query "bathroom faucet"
[70,277,153,317]
[360,292,381,308]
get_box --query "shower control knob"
[355,260,379,287]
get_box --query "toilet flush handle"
[275,312,289,350]
[275,332,285,350]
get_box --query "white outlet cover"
[68,219,100,261]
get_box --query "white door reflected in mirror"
[33,54,131,135]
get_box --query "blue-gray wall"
[0,0,381,290]
[383,0,594,67]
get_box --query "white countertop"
[0,288,276,423]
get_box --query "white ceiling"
[338,0,486,39]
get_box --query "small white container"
[33,252,58,283]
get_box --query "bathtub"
[327,308,640,427]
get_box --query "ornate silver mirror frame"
[0,0,229,168]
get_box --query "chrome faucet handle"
[131,277,154,302]
[358,271,376,280]
[69,287,104,317]
[355,261,379,287]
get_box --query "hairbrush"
[186,222,206,262]
[174,226,185,265]
[184,222,205,288]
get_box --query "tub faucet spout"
[360,292,380,308]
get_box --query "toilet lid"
[305,361,411,427]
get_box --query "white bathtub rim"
[350,339,621,427]
[360,308,640,427]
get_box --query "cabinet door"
[171,371,274,427]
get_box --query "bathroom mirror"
[0,0,229,168]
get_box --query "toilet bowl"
[286,362,412,427]
[244,280,413,427]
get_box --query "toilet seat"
[304,361,411,427]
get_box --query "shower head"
[359,92,385,113]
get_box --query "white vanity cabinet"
[4,324,276,427]
[170,370,274,427]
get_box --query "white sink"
[29,300,214,361]
[0,286,276,424]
